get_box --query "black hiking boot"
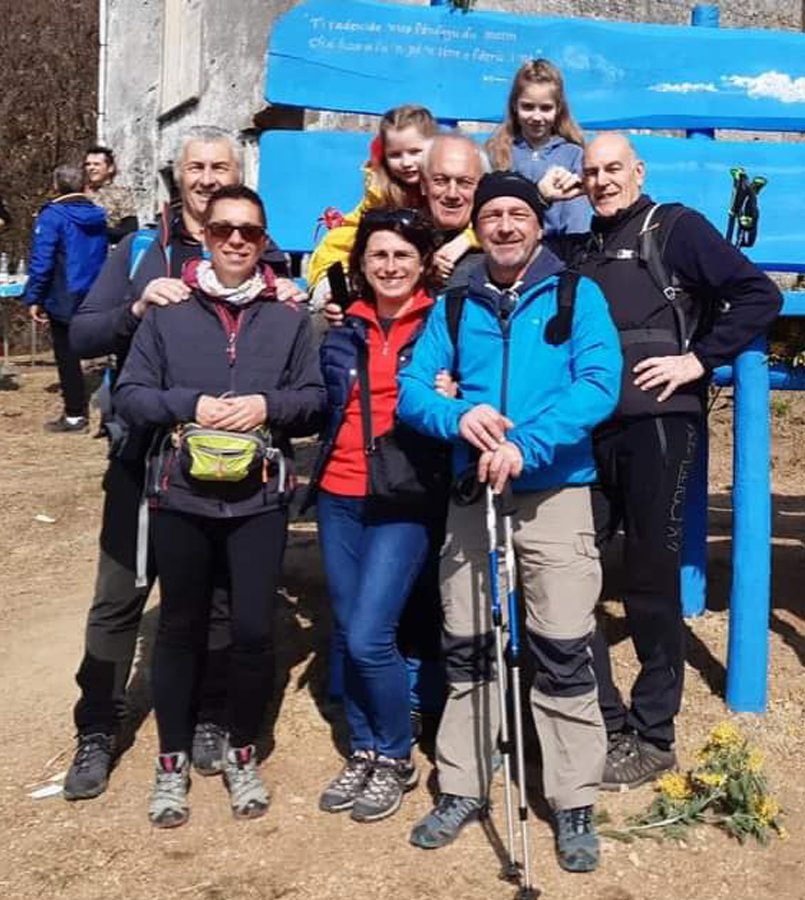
[64,732,115,800]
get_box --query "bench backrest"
[259,0,805,270]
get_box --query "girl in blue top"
[486,59,590,235]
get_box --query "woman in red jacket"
[307,209,446,823]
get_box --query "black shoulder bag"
[356,342,449,512]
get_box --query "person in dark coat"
[23,165,107,431]
[538,133,783,790]
[64,125,297,806]
[115,183,325,827]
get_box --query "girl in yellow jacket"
[308,104,476,306]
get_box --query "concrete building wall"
[105,0,804,219]
[105,0,296,221]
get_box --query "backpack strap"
[128,229,160,279]
[545,270,580,346]
[638,203,692,350]
[355,340,375,453]
[443,285,468,378]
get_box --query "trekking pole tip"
[515,887,541,900]
[500,861,521,883]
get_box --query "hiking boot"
[44,415,89,434]
[350,756,418,823]
[191,721,226,776]
[319,750,374,813]
[554,805,600,873]
[149,751,190,828]
[64,732,115,801]
[601,732,677,791]
[223,743,270,820]
[409,793,488,849]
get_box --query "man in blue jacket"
[23,165,107,432]
[398,172,622,873]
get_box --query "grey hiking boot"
[555,805,600,873]
[601,732,677,791]
[223,743,270,820]
[350,756,418,823]
[149,751,190,828]
[409,793,488,849]
[319,750,374,813]
[192,721,226,776]
[64,733,115,801]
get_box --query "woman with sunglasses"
[115,184,325,827]
[305,207,448,823]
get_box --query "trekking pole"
[498,487,539,900]
[725,167,746,245]
[736,176,767,248]
[485,485,519,883]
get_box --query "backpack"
[442,269,581,376]
[129,228,160,279]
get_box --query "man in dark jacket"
[540,133,782,790]
[64,125,294,802]
[23,165,108,432]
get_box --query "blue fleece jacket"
[24,195,107,322]
[511,136,591,236]
[397,249,622,491]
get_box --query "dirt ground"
[1,359,803,900]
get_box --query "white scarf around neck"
[197,259,266,306]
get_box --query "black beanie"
[471,171,545,226]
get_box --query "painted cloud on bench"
[651,72,805,104]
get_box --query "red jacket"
[320,288,433,496]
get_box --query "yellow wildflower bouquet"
[601,723,786,845]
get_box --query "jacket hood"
[513,135,568,154]
[48,196,107,233]
[467,244,566,308]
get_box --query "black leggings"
[151,508,288,753]
[591,414,699,749]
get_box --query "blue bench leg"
[726,337,770,713]
[681,419,708,617]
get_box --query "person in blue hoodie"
[398,172,621,874]
[486,59,590,236]
[24,164,107,432]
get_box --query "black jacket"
[549,194,782,419]
[71,208,289,458]
[115,271,325,519]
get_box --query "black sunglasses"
[206,221,265,244]
[361,207,426,230]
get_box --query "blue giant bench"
[258,0,805,712]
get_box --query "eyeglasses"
[205,221,265,243]
[428,174,478,194]
[361,208,426,230]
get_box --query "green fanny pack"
[175,424,284,485]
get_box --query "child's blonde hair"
[371,104,438,207]
[486,60,584,171]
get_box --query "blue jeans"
[317,492,429,759]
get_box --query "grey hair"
[54,165,85,195]
[172,125,243,182]
[420,132,491,178]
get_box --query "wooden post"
[680,4,719,617]
[726,337,771,711]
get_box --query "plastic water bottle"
[0,252,9,285]
[16,257,26,282]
